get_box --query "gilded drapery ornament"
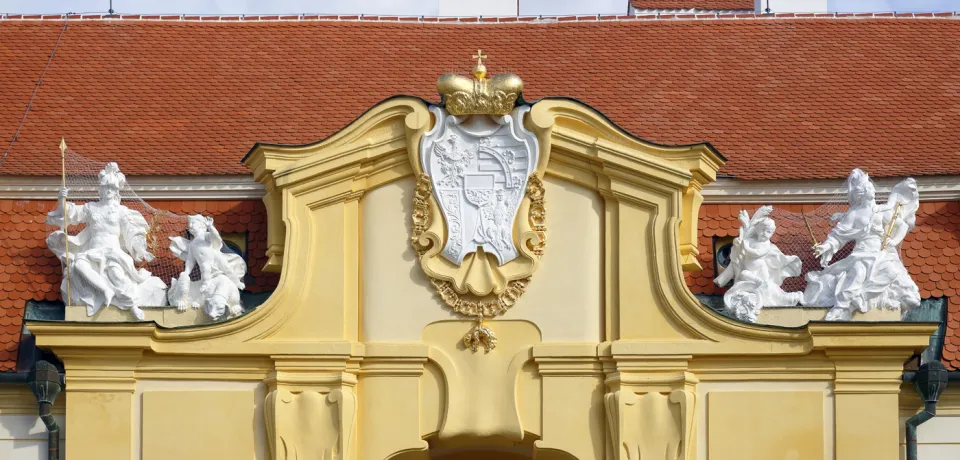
[412,174,545,352]
[410,55,545,352]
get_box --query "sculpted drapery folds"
[168,214,247,321]
[802,168,921,320]
[714,206,802,323]
[45,162,167,320]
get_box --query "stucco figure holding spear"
[46,160,168,320]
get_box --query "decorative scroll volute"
[604,390,696,460]
[265,389,357,460]
[410,54,547,352]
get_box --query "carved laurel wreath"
[411,173,546,322]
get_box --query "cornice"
[703,175,960,203]
[0,175,265,200]
[4,174,955,203]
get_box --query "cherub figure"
[46,162,167,320]
[714,206,803,323]
[168,215,246,321]
[802,169,920,320]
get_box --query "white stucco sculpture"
[420,105,539,266]
[802,169,921,320]
[168,214,246,321]
[46,162,168,320]
[714,206,803,323]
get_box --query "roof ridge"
[1,11,959,23]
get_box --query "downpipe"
[27,361,63,460]
[902,361,949,460]
[905,402,936,460]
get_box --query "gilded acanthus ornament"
[411,174,544,352]
[410,57,545,352]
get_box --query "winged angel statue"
[802,169,921,320]
[714,206,803,322]
[168,215,247,321]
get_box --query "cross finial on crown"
[437,51,522,116]
[471,49,488,80]
[473,49,486,66]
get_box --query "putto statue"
[802,169,921,320]
[168,214,246,321]
[46,162,167,320]
[714,206,802,323]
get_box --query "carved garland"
[411,173,546,352]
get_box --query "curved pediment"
[25,90,937,460]
[28,94,935,358]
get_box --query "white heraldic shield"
[420,105,539,266]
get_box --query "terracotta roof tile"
[690,202,960,370]
[631,0,754,9]
[0,198,278,371]
[1,20,960,180]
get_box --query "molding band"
[0,175,265,200]
[703,176,960,203]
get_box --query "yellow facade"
[23,97,938,460]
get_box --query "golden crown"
[437,50,523,116]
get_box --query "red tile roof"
[688,202,960,370]
[631,0,754,9]
[1,19,960,180]
[0,199,278,371]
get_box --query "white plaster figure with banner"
[802,168,921,320]
[45,162,168,320]
[714,206,803,323]
[168,214,246,321]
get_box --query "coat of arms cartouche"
[411,51,546,352]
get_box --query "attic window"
[220,231,248,261]
[713,235,736,279]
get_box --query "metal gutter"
[0,361,64,460]
[902,362,950,460]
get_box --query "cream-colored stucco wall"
[0,384,65,460]
[0,414,66,460]
[898,387,960,460]
[698,381,835,460]
[133,380,267,460]
[899,415,960,460]
[361,175,603,343]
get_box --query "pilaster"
[533,344,605,460]
[266,352,360,394]
[600,343,699,460]
[809,322,938,460]
[358,343,429,460]
[57,348,143,460]
[828,349,907,460]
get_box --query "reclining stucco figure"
[802,168,921,320]
[46,162,168,320]
[168,214,246,321]
[714,206,803,323]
